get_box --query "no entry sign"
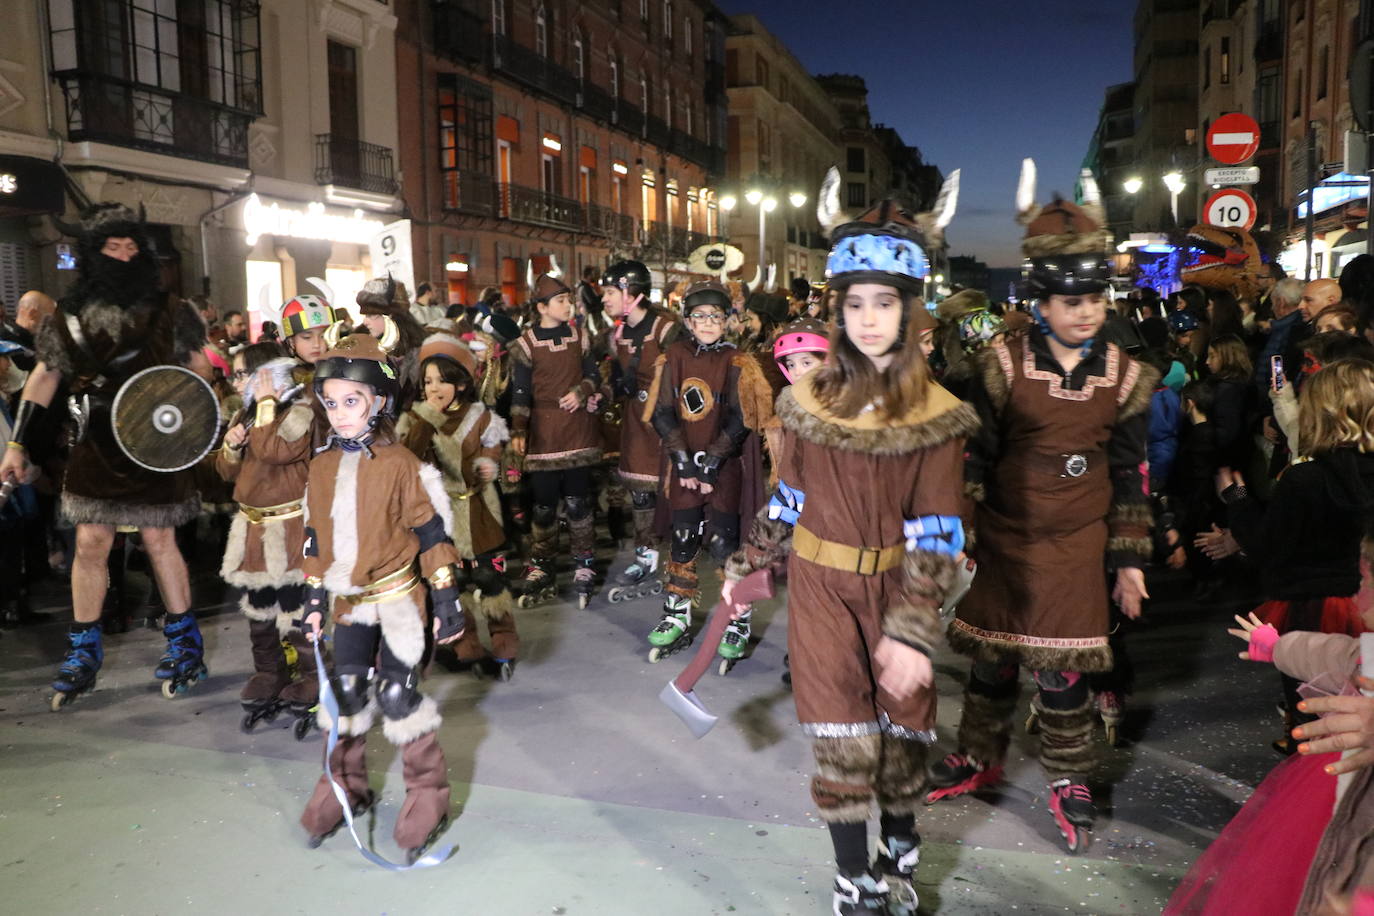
[1204,188,1257,230]
[1206,113,1261,165]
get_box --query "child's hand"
[224,423,248,448]
[874,636,934,701]
[1195,524,1240,560]
[1226,612,1278,661]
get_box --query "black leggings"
[526,467,591,508]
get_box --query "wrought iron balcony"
[616,105,645,137]
[314,134,399,195]
[584,201,636,241]
[579,82,616,124]
[442,171,497,216]
[491,35,577,106]
[645,115,672,149]
[641,221,707,259]
[500,183,583,231]
[433,2,486,65]
[54,72,254,168]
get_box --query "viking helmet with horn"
[1017,158,1113,298]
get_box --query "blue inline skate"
[154,612,208,698]
[51,624,104,711]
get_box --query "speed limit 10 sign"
[1203,188,1257,231]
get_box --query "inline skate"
[154,612,208,698]
[607,547,661,603]
[50,623,103,711]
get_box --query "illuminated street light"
[745,189,763,206]
[1162,172,1186,224]
[1122,176,1143,195]
[789,191,807,208]
[720,194,737,211]
[762,197,778,213]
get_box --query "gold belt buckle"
[855,547,880,576]
[243,507,264,523]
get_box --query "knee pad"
[630,489,655,510]
[332,671,373,716]
[277,583,304,614]
[671,520,703,563]
[375,669,423,720]
[472,565,507,596]
[706,516,739,561]
[969,660,1020,699]
[1032,669,1089,710]
[564,495,592,521]
[531,502,558,528]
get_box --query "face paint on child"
[321,378,379,439]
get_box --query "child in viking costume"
[218,294,341,732]
[723,168,972,916]
[1,204,213,708]
[508,273,605,608]
[355,276,428,409]
[642,279,771,668]
[399,333,516,679]
[296,333,464,862]
[925,161,1155,855]
[601,260,681,601]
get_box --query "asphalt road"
[0,542,1283,915]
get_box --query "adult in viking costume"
[723,168,971,915]
[0,204,214,708]
[925,162,1155,854]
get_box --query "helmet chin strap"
[1030,303,1093,358]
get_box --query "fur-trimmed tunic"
[398,400,508,558]
[509,324,602,471]
[34,296,207,526]
[302,443,460,667]
[731,374,979,737]
[215,400,315,593]
[949,330,1156,672]
[611,309,678,489]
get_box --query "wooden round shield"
[111,365,221,472]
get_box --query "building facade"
[1129,0,1201,231]
[0,0,404,327]
[724,14,839,287]
[396,0,728,306]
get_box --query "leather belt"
[1020,450,1102,479]
[343,564,423,606]
[793,524,904,577]
[239,499,304,523]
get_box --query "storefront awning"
[1296,173,1371,219]
[0,155,67,219]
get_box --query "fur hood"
[777,373,979,456]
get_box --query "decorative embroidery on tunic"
[951,618,1109,650]
[1020,341,1120,402]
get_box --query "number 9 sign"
[1203,189,1256,231]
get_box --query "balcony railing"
[580,82,616,123]
[641,222,713,259]
[616,105,645,137]
[54,72,254,168]
[500,183,583,231]
[492,34,577,106]
[315,134,398,194]
[645,115,672,149]
[433,2,486,65]
[585,201,636,241]
[442,171,497,216]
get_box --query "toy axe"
[658,569,773,738]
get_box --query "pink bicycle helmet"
[772,318,830,383]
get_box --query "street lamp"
[789,191,807,209]
[719,194,737,211]
[745,189,763,206]
[1122,176,1144,195]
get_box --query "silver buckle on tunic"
[1062,454,1088,478]
[636,390,649,402]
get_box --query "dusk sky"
[719,0,1137,267]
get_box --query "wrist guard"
[670,450,697,480]
[9,400,47,453]
[1220,483,1249,505]
[698,453,723,485]
[429,565,466,640]
[300,577,329,630]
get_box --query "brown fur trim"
[1021,229,1113,258]
[509,404,531,418]
[523,446,602,472]
[882,551,955,651]
[473,588,514,624]
[1107,500,1153,530]
[776,386,980,456]
[1035,699,1096,779]
[34,313,72,375]
[874,732,930,816]
[811,734,880,824]
[956,686,1020,767]
[173,299,208,362]
[276,403,314,444]
[964,480,986,503]
[1107,536,1153,557]
[220,515,305,588]
[381,695,442,745]
[639,354,669,425]
[732,352,776,431]
[724,511,793,581]
[946,619,1113,672]
[237,592,277,623]
[1117,359,1160,422]
[976,345,1012,414]
[510,337,533,367]
[61,491,200,528]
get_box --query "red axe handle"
[672,569,773,694]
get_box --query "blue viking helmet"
[819,166,961,294]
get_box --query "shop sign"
[242,193,385,246]
[368,219,416,299]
